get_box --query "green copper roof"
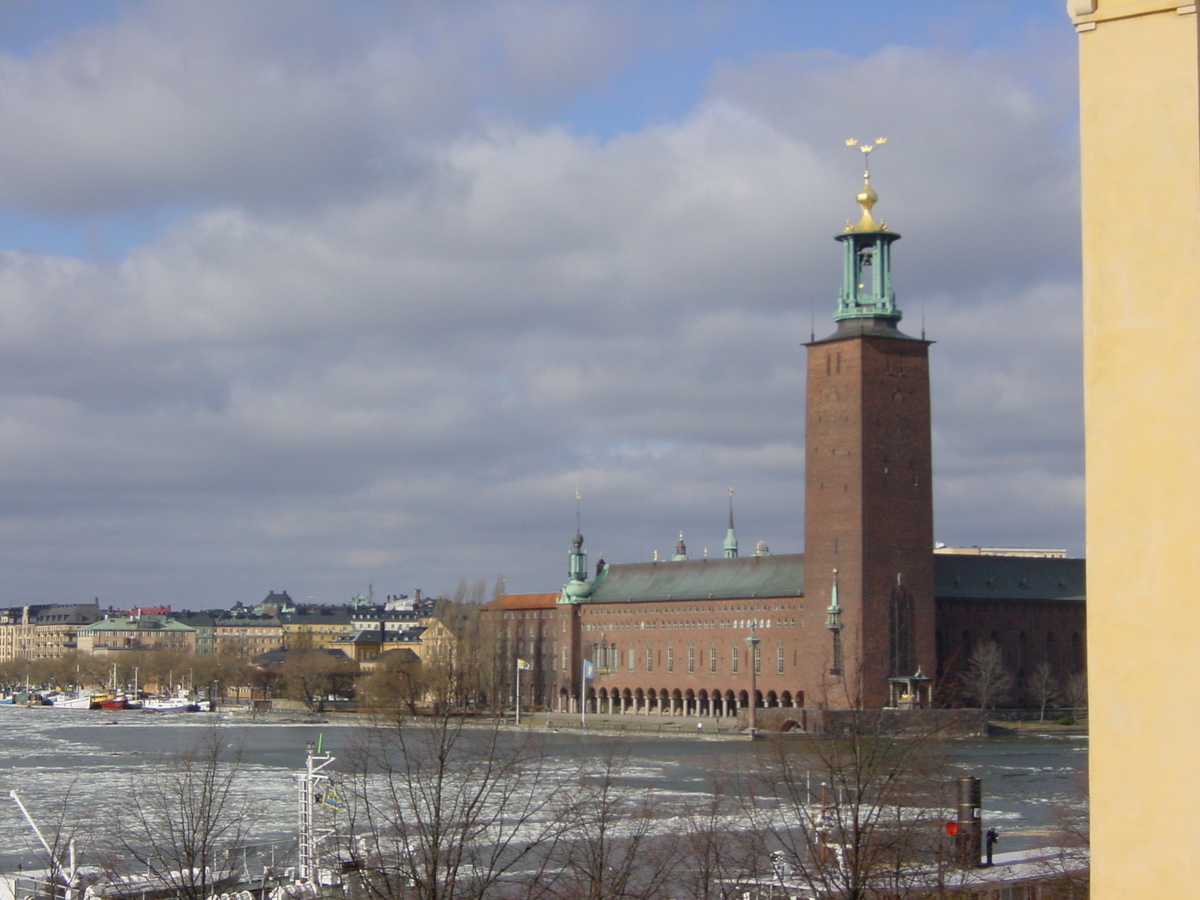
[933,555,1085,602]
[585,553,805,605]
[78,615,196,632]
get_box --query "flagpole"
[580,656,586,728]
[515,656,521,727]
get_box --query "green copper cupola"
[568,527,587,582]
[561,493,594,604]
[834,138,901,325]
[723,488,738,558]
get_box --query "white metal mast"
[297,738,337,883]
[10,790,77,899]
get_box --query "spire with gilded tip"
[825,567,843,631]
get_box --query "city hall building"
[488,170,1085,722]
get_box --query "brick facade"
[804,328,936,707]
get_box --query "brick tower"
[803,147,935,708]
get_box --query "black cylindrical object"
[956,776,982,866]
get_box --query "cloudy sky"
[0,1,1082,608]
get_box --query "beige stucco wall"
[1070,1,1200,895]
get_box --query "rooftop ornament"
[844,137,888,232]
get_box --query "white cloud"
[0,3,1083,604]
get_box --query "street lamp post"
[746,621,761,735]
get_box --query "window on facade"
[629,643,635,673]
[667,645,674,673]
[710,644,717,673]
[754,642,761,675]
[688,642,695,674]
[731,645,739,675]
[831,631,843,675]
[646,643,653,673]
[777,642,784,675]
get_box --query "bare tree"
[1063,672,1088,719]
[339,713,565,900]
[355,650,425,716]
[422,598,504,714]
[459,604,505,714]
[748,705,975,900]
[27,651,109,692]
[98,726,261,900]
[672,774,762,900]
[959,642,1014,711]
[1035,772,1090,899]
[540,746,679,900]
[1029,661,1057,721]
[0,656,23,686]
[282,649,357,711]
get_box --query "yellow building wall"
[1069,2,1200,895]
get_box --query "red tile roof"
[485,592,559,610]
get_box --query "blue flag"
[583,660,595,680]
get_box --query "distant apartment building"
[281,608,355,650]
[76,615,197,655]
[173,611,218,654]
[0,603,104,660]
[215,614,284,657]
[333,623,426,662]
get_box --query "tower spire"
[723,487,739,558]
[825,567,843,630]
[561,489,597,604]
[568,489,587,583]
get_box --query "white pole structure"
[298,736,337,884]
[11,789,77,894]
[580,657,593,727]
[515,657,521,727]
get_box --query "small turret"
[569,528,587,582]
[826,568,844,676]
[673,532,689,561]
[561,494,595,604]
[825,568,843,632]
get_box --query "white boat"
[51,691,98,709]
[142,690,209,712]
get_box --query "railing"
[548,718,742,736]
